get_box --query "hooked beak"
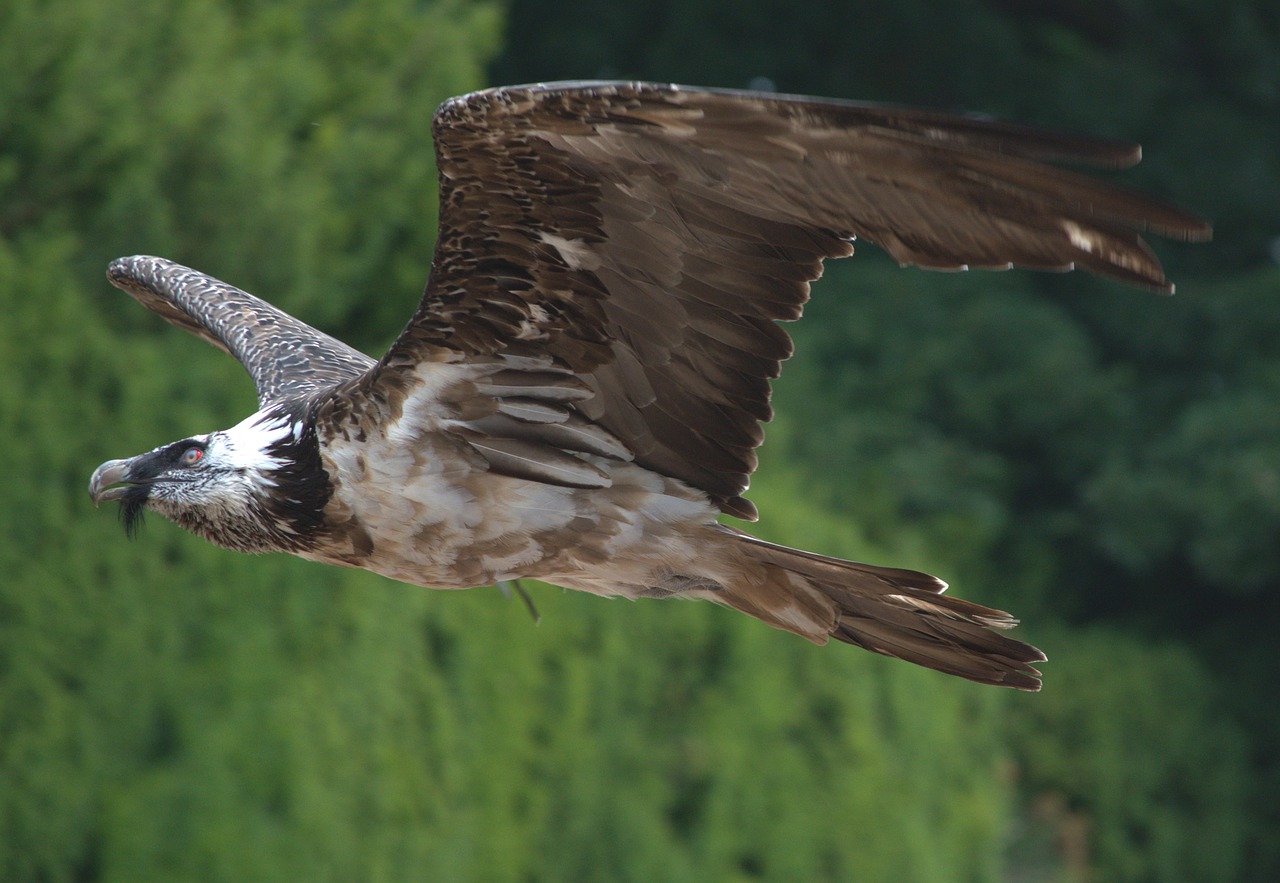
[88,458,136,505]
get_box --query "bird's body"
[91,82,1210,690]
[312,390,721,595]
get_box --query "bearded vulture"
[89,82,1209,690]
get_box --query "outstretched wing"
[107,255,375,406]
[345,82,1213,518]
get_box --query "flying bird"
[89,82,1210,690]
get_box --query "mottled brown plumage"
[92,82,1210,691]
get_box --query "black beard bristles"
[120,495,146,539]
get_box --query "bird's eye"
[180,447,204,465]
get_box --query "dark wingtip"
[107,255,168,288]
[1140,206,1213,244]
[1003,667,1045,692]
[107,255,138,283]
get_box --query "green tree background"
[2,0,1274,880]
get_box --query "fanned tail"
[719,528,1045,691]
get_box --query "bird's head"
[89,408,329,553]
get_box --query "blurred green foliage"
[1005,625,1249,883]
[1,0,1272,880]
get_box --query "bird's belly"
[318,437,722,593]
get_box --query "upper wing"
[348,82,1213,518]
[107,255,375,406]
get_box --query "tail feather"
[720,529,1046,691]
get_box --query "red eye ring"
[181,447,204,465]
